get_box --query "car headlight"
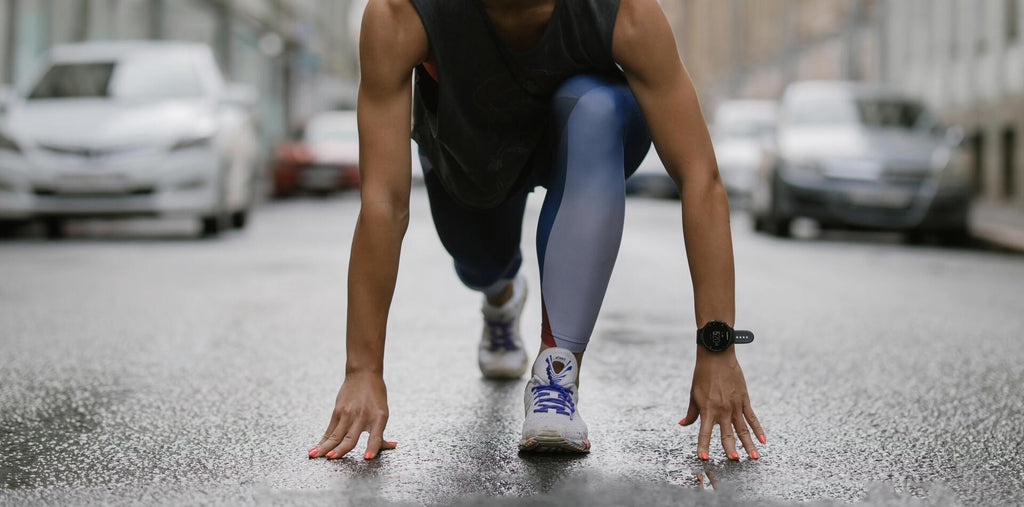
[780,157,824,183]
[171,134,214,151]
[0,131,22,154]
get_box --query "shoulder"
[361,0,429,67]
[362,0,424,37]
[612,0,672,63]
[612,0,663,46]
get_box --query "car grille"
[881,165,931,184]
[34,186,154,197]
[37,143,153,159]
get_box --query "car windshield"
[787,96,940,131]
[304,119,358,144]
[28,58,205,101]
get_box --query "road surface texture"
[1,189,1022,506]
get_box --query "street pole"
[215,0,233,77]
[3,0,18,85]
[728,0,746,96]
[74,0,92,43]
[149,0,164,40]
[844,0,865,81]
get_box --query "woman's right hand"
[308,371,397,460]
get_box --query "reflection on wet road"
[1,191,1023,505]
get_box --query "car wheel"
[764,175,792,238]
[765,215,792,238]
[752,215,768,233]
[938,227,971,247]
[904,230,928,245]
[230,209,248,229]
[200,215,224,238]
[0,220,22,238]
[43,218,66,239]
[199,165,232,238]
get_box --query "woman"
[307,0,765,460]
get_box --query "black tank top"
[410,0,622,209]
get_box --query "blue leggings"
[422,75,651,353]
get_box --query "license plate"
[301,167,339,189]
[53,174,130,194]
[846,187,913,208]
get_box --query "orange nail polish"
[387,441,398,446]
[308,447,318,457]
[364,451,373,460]
[730,452,739,460]
[326,450,336,458]
[751,450,760,459]
[699,452,708,460]
[758,435,767,444]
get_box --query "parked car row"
[628,80,972,243]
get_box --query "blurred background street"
[1,0,1024,505]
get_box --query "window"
[950,0,959,58]
[28,63,116,100]
[1008,0,1020,43]
[976,1,988,53]
[28,58,204,101]
[971,132,985,197]
[1003,128,1017,199]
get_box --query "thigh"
[421,152,528,269]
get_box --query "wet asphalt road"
[1,188,1023,506]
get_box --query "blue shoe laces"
[484,318,518,352]
[531,357,576,416]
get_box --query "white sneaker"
[478,275,529,379]
[518,347,590,453]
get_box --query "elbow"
[358,197,410,236]
[676,164,729,204]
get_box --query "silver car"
[712,100,777,199]
[0,41,260,238]
[750,81,971,241]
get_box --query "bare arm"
[310,0,428,461]
[612,0,765,461]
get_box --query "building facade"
[884,0,1023,209]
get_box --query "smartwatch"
[696,321,755,352]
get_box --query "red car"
[271,111,359,196]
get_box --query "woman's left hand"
[679,347,765,460]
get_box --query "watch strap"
[734,330,755,344]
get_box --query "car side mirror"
[221,83,257,110]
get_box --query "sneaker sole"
[480,360,530,380]
[517,435,590,453]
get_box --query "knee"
[554,76,622,126]
[566,91,619,126]
[573,88,620,128]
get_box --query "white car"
[712,100,778,199]
[0,41,260,238]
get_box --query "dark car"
[751,81,971,242]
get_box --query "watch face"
[701,321,734,352]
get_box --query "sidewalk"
[970,202,1024,252]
